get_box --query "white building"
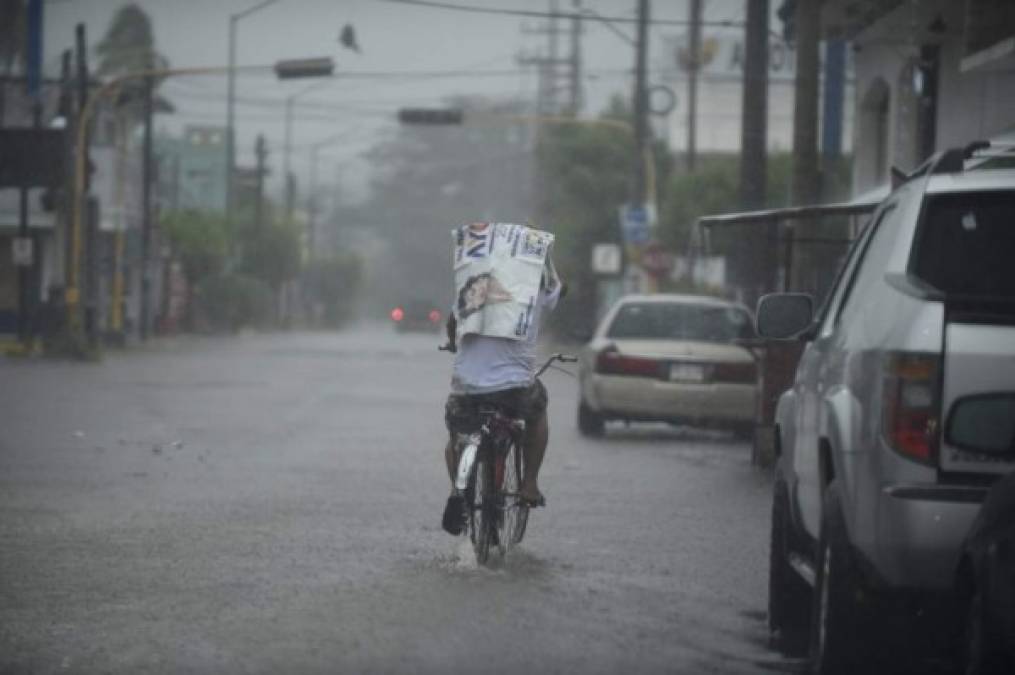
[823,0,1015,195]
[657,32,854,156]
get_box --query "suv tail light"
[595,346,661,378]
[391,307,404,322]
[882,352,940,464]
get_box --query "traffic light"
[274,57,335,80]
[397,108,464,125]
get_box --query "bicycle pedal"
[441,494,467,535]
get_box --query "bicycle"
[440,349,577,565]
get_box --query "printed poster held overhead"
[451,222,556,342]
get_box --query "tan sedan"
[577,294,758,437]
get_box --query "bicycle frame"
[453,410,524,493]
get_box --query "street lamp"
[304,130,357,259]
[284,79,332,218]
[66,59,333,350]
[227,0,281,231]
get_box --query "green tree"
[536,119,633,333]
[242,220,302,292]
[96,4,168,77]
[96,3,172,113]
[304,253,363,327]
[161,210,229,284]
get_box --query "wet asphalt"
[0,325,796,674]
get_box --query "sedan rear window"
[607,302,753,342]
[912,191,1015,299]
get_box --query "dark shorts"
[444,379,548,436]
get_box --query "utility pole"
[140,75,154,340]
[790,0,822,292]
[75,22,98,349]
[254,133,267,233]
[568,0,583,114]
[686,0,702,171]
[60,50,73,301]
[519,1,570,117]
[16,0,44,347]
[632,0,649,205]
[739,0,771,299]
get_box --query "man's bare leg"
[445,438,458,485]
[519,411,548,504]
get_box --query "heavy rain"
[2,1,1014,674]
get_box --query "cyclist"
[442,225,565,534]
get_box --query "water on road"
[0,326,795,674]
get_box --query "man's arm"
[445,312,457,352]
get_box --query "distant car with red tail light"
[576,294,757,438]
[391,299,442,333]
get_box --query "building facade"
[155,125,228,214]
[824,0,1015,195]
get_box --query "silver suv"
[756,143,1015,673]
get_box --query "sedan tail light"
[391,307,404,322]
[883,352,941,464]
[595,346,662,378]
[429,310,442,323]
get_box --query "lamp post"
[65,59,332,350]
[226,0,280,230]
[284,79,331,218]
[303,130,356,259]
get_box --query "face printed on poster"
[457,273,513,319]
[451,222,556,341]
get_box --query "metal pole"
[226,1,280,229]
[569,0,582,114]
[687,0,702,172]
[632,0,649,205]
[284,96,294,217]
[739,0,770,300]
[254,134,266,233]
[140,75,153,340]
[226,16,237,228]
[307,146,318,258]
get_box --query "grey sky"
[43,0,749,201]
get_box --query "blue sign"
[619,204,651,245]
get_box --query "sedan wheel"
[577,400,605,437]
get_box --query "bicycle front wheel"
[497,442,529,554]
[469,453,494,565]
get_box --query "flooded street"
[1,326,788,673]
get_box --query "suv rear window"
[912,191,1015,298]
[607,302,753,342]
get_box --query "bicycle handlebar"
[535,352,578,377]
[438,345,576,376]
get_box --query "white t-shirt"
[451,284,561,394]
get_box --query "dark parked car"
[959,469,1015,675]
[391,299,442,333]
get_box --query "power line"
[373,0,745,28]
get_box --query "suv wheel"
[577,400,605,437]
[768,480,811,656]
[810,483,880,674]
[962,577,1010,675]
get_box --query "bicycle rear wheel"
[469,453,494,565]
[497,442,529,554]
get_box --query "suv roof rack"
[892,140,1015,187]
